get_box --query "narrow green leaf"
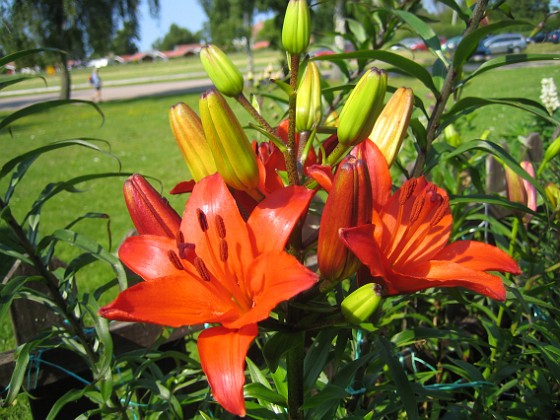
[377,336,419,419]
[0,48,65,68]
[437,0,471,23]
[0,74,47,91]
[244,383,288,407]
[304,329,338,389]
[389,9,448,65]
[45,229,127,290]
[313,50,439,96]
[4,342,35,406]
[263,331,302,372]
[0,138,117,179]
[46,387,88,420]
[461,53,560,85]
[0,100,104,132]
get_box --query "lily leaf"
[0,100,104,132]
[313,50,439,96]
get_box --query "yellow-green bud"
[543,134,560,165]
[337,68,387,148]
[296,61,322,132]
[367,87,413,167]
[341,283,383,325]
[169,102,217,181]
[282,0,311,55]
[545,182,560,212]
[200,44,244,97]
[199,89,260,195]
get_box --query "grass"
[1,50,284,96]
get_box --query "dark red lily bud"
[317,156,373,290]
[124,174,181,238]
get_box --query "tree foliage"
[0,0,159,98]
[152,24,202,51]
[111,21,139,55]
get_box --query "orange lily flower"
[100,173,317,416]
[341,176,521,300]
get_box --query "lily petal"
[247,186,314,254]
[340,224,393,290]
[434,240,521,274]
[198,325,258,417]
[99,275,239,327]
[352,141,392,210]
[119,235,183,280]
[225,251,318,329]
[181,174,253,277]
[398,260,507,300]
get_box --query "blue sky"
[138,0,206,51]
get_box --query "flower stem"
[411,0,490,177]
[236,92,276,135]
[287,53,301,186]
[287,326,305,420]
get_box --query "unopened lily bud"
[368,87,413,166]
[318,156,373,290]
[199,89,260,195]
[545,182,560,212]
[282,0,311,55]
[543,134,560,167]
[505,161,537,223]
[337,68,387,147]
[124,174,181,238]
[341,283,383,325]
[200,44,244,97]
[296,61,322,132]
[169,102,217,181]
[443,123,461,148]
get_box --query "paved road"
[0,77,215,111]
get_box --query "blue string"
[397,347,496,391]
[346,329,366,396]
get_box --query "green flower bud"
[200,44,244,97]
[545,182,560,213]
[341,283,383,325]
[199,89,260,196]
[282,0,311,55]
[337,68,387,148]
[296,61,322,132]
[169,102,217,181]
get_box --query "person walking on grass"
[89,67,102,103]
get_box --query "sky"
[138,0,206,51]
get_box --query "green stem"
[236,92,276,135]
[287,53,301,186]
[411,0,490,177]
[287,325,305,420]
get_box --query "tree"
[111,21,139,56]
[0,0,159,99]
[152,24,201,51]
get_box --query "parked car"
[442,35,463,54]
[528,31,548,43]
[547,30,560,43]
[475,33,527,57]
[391,37,427,51]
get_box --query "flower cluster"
[540,77,560,115]
[99,0,521,416]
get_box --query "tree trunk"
[59,53,71,100]
[331,0,346,81]
[244,10,254,78]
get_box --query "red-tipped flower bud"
[368,87,413,167]
[296,61,322,132]
[199,89,260,196]
[318,156,373,290]
[169,102,217,181]
[337,68,387,147]
[124,174,181,238]
[200,44,244,97]
[282,0,311,55]
[341,283,383,325]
